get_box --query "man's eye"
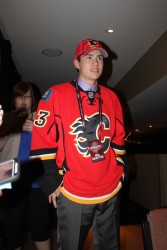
[98,56,103,61]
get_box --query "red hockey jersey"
[30,81,127,204]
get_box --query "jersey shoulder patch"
[41,89,53,102]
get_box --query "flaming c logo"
[69,113,111,158]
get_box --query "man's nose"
[92,58,98,64]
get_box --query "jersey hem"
[60,181,122,204]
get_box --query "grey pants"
[57,192,120,250]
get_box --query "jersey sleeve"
[110,95,129,181]
[30,88,63,196]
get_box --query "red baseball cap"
[74,38,108,59]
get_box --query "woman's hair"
[11,81,36,112]
[0,81,41,137]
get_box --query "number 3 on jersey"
[34,110,50,127]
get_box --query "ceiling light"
[135,129,140,132]
[106,29,114,33]
[42,49,62,57]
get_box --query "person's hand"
[0,190,3,197]
[49,186,61,208]
[23,119,34,132]
[0,105,4,126]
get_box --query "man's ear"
[73,59,80,70]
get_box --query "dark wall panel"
[0,39,20,111]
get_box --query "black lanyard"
[75,80,103,134]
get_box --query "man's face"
[74,49,104,84]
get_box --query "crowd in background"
[0,82,57,250]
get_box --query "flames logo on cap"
[88,40,98,46]
[69,113,110,158]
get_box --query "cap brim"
[83,48,108,58]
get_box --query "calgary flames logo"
[69,113,110,157]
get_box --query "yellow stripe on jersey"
[116,156,124,165]
[113,148,126,155]
[60,182,122,205]
[29,153,56,161]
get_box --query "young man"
[30,38,128,250]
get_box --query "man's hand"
[49,186,61,208]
